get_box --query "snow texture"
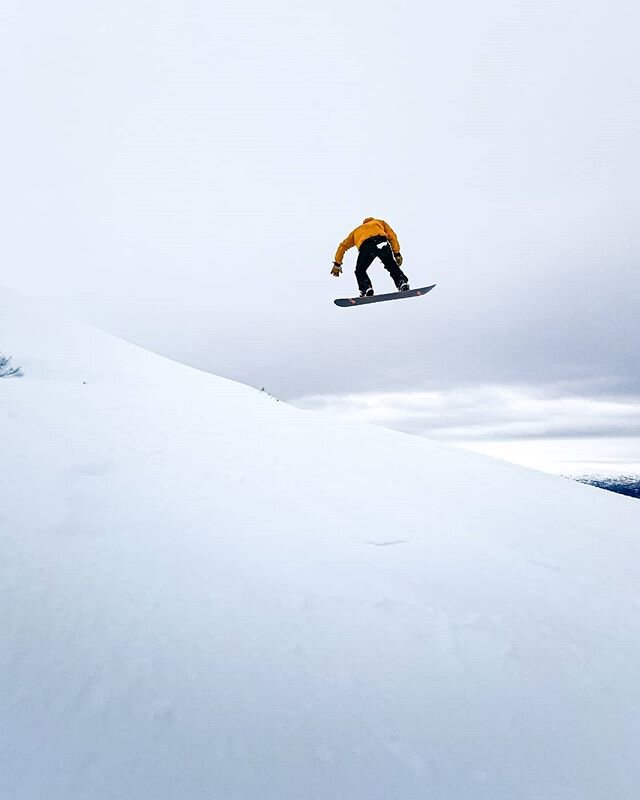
[1,293,640,799]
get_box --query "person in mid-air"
[331,217,409,297]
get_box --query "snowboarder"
[331,217,409,297]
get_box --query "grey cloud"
[294,383,640,443]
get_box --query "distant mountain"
[2,290,640,800]
[572,475,640,500]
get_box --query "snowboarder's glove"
[394,252,403,267]
[331,263,342,277]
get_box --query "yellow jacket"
[334,218,400,265]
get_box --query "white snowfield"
[2,295,640,800]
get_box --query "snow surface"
[2,293,640,800]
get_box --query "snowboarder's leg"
[355,246,377,294]
[377,241,409,289]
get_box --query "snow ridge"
[2,292,640,800]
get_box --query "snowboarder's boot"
[360,287,374,298]
[394,270,410,292]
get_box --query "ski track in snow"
[365,539,409,547]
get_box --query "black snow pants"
[355,235,408,293]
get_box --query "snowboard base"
[334,284,436,307]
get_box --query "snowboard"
[334,284,436,307]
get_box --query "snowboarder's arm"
[382,221,400,253]
[334,231,355,265]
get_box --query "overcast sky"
[2,0,639,473]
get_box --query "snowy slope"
[2,294,640,800]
